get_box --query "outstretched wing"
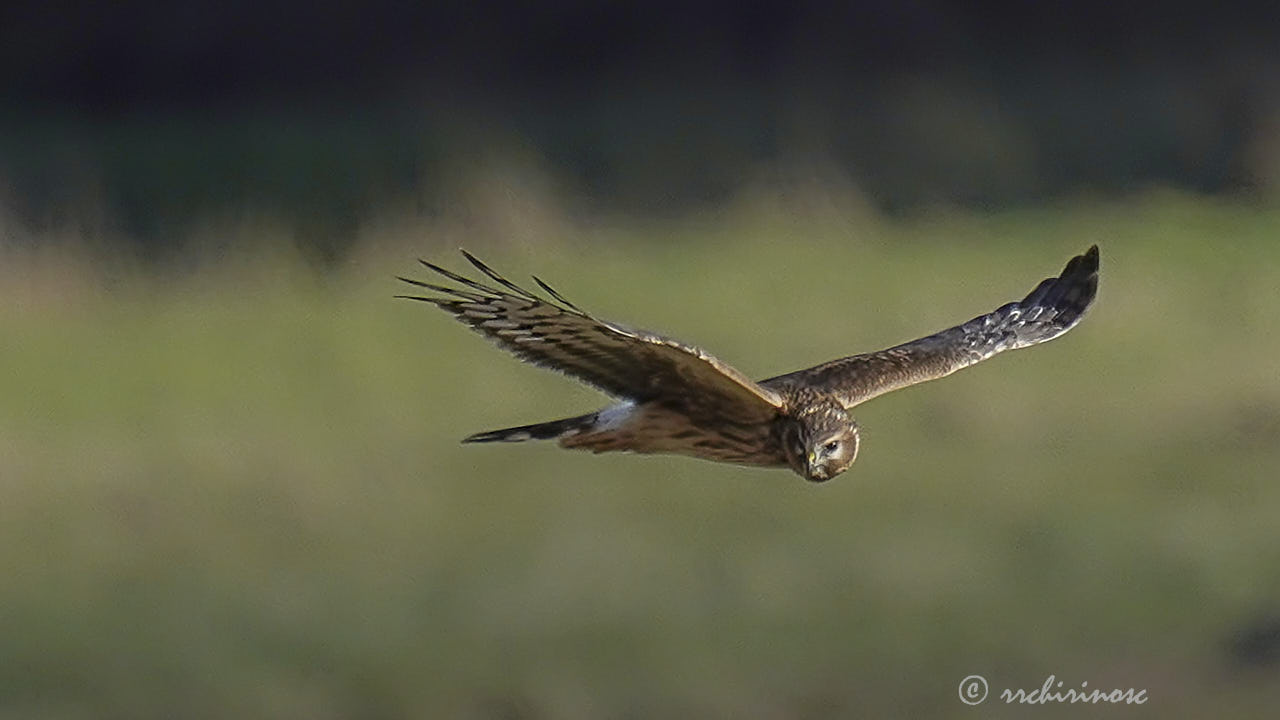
[399,251,784,424]
[765,245,1099,408]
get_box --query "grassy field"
[1,193,1278,718]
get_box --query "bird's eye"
[823,441,839,453]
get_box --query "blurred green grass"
[1,193,1279,719]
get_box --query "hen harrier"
[399,246,1099,482]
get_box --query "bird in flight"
[399,246,1099,482]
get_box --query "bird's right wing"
[765,245,1099,408]
[399,251,784,424]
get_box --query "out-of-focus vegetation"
[1,192,1278,718]
[6,1,1280,259]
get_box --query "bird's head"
[782,400,861,483]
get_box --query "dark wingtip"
[1070,245,1100,300]
[393,294,447,305]
[532,274,586,313]
[1061,245,1100,278]
[457,249,542,301]
[1016,244,1101,322]
[1047,245,1101,318]
[416,258,466,282]
[461,428,493,443]
[417,258,452,276]
[1082,244,1100,271]
[462,429,516,443]
[459,248,495,277]
[395,275,429,288]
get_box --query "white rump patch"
[595,401,636,431]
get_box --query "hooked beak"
[805,451,829,482]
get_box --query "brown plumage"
[399,246,1099,482]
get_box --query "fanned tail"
[462,412,598,443]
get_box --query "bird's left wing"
[399,251,784,424]
[764,245,1099,408]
